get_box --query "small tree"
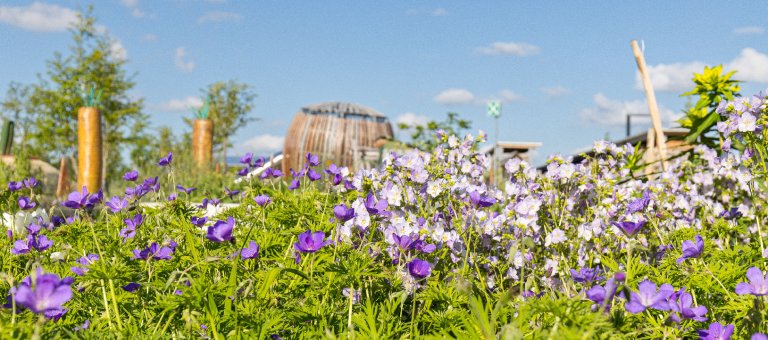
[186,80,257,165]
[679,65,741,149]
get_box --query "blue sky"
[2,1,768,165]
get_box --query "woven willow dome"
[282,102,394,173]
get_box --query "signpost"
[487,101,501,186]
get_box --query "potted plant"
[77,84,102,193]
[192,99,213,169]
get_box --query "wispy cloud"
[580,93,679,126]
[110,40,128,61]
[406,8,448,17]
[119,0,145,18]
[541,86,571,98]
[153,96,203,112]
[0,2,78,32]
[143,33,158,42]
[475,42,540,56]
[235,134,284,155]
[174,47,196,73]
[395,112,430,127]
[197,11,243,24]
[434,88,475,105]
[733,26,764,35]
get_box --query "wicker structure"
[282,102,393,173]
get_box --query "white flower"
[738,113,757,132]
[50,251,66,261]
[426,179,444,198]
[2,209,50,237]
[545,228,567,246]
[545,258,559,276]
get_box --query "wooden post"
[192,119,214,169]
[631,40,668,171]
[56,158,70,198]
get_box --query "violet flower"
[627,190,651,214]
[288,179,300,190]
[84,189,103,209]
[613,220,645,236]
[259,168,272,179]
[752,333,768,340]
[306,152,320,167]
[23,177,39,188]
[570,267,604,285]
[333,204,355,223]
[600,272,625,313]
[469,191,496,208]
[123,170,139,181]
[8,181,23,191]
[191,216,208,227]
[586,285,605,305]
[668,288,708,323]
[105,196,129,213]
[364,194,388,216]
[240,240,260,260]
[624,280,674,313]
[735,267,768,296]
[697,322,734,340]
[71,254,99,276]
[74,319,90,331]
[63,186,90,209]
[12,269,73,317]
[18,196,36,210]
[132,242,174,260]
[407,258,432,280]
[253,156,264,168]
[237,167,250,177]
[240,152,254,165]
[294,230,331,253]
[254,194,271,207]
[307,168,321,181]
[122,282,141,292]
[225,187,240,199]
[677,235,704,264]
[206,217,235,242]
[176,185,196,195]
[158,152,173,167]
[719,207,742,220]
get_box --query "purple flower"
[199,198,209,209]
[71,254,99,276]
[225,187,240,199]
[586,285,605,304]
[74,319,90,331]
[63,186,90,209]
[294,230,330,253]
[697,322,734,340]
[18,196,36,210]
[624,280,675,313]
[125,214,144,229]
[23,177,39,188]
[719,207,742,220]
[613,220,645,236]
[254,194,271,207]
[288,179,300,190]
[570,267,604,285]
[342,287,361,304]
[143,176,160,192]
[8,181,23,191]
[271,169,283,178]
[364,194,388,216]
[105,196,129,213]
[240,152,254,165]
[11,238,31,254]
[168,193,177,201]
[123,170,139,181]
[600,272,626,313]
[752,333,768,340]
[176,185,196,195]
[333,204,355,223]
[668,288,708,322]
[407,258,432,280]
[122,282,141,292]
[206,217,235,242]
[469,191,496,208]
[237,167,250,177]
[735,267,768,296]
[259,168,273,179]
[627,190,651,214]
[158,152,173,167]
[306,152,319,167]
[241,240,260,260]
[253,156,265,168]
[210,198,221,206]
[85,189,103,209]
[191,216,208,227]
[677,235,704,264]
[132,242,174,260]
[307,168,321,181]
[12,269,73,317]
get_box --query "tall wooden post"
[631,40,668,171]
[77,107,102,193]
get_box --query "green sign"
[487,100,501,118]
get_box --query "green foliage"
[397,112,471,152]
[193,98,211,120]
[679,65,741,147]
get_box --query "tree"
[679,65,741,149]
[20,8,149,191]
[186,80,257,165]
[0,82,34,151]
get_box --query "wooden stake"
[56,158,70,198]
[631,40,668,171]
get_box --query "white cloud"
[143,33,158,41]
[726,48,768,83]
[395,113,430,127]
[498,89,522,103]
[475,42,540,56]
[733,26,764,35]
[110,40,128,61]
[541,86,571,98]
[155,96,203,112]
[174,47,196,73]
[434,88,475,105]
[432,8,448,16]
[0,2,78,32]
[236,134,284,155]
[119,0,145,18]
[197,11,243,24]
[580,93,680,126]
[635,61,706,92]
